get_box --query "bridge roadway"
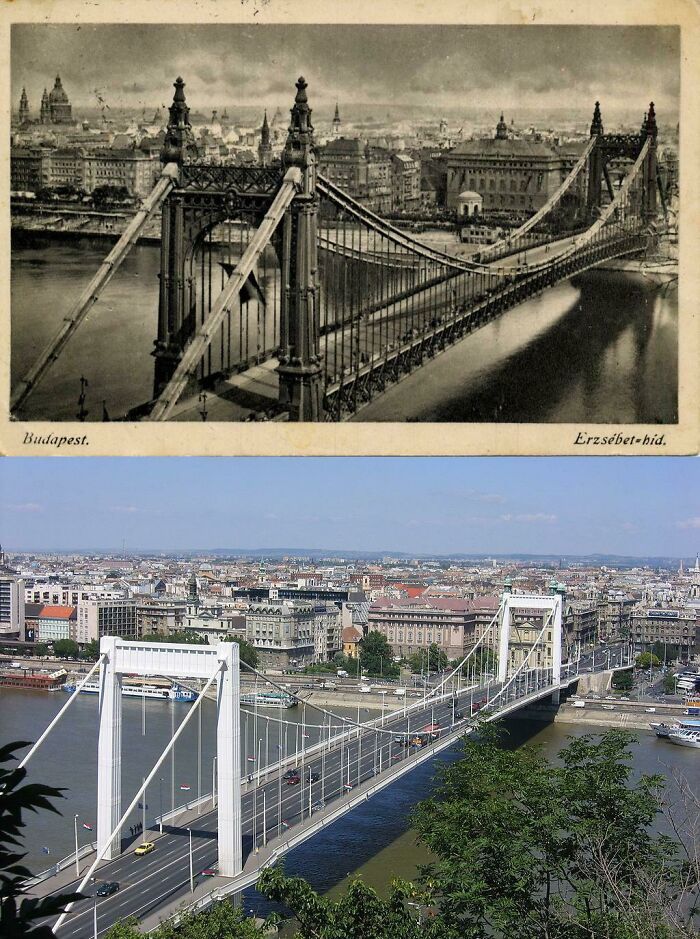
[166,227,597,421]
[45,692,471,938]
[36,645,628,937]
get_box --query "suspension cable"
[19,654,107,769]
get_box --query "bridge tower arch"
[96,637,242,877]
[151,75,322,419]
[497,589,563,700]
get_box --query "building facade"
[245,600,316,668]
[136,596,188,636]
[313,602,342,662]
[630,608,699,660]
[75,598,138,645]
[445,115,586,218]
[368,596,499,660]
[0,565,25,639]
[36,605,77,643]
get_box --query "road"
[40,645,628,938]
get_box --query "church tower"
[495,112,508,140]
[258,110,272,166]
[18,88,29,124]
[332,101,341,137]
[40,88,50,124]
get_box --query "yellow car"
[134,841,155,856]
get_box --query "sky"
[0,458,697,557]
[11,24,679,121]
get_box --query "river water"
[11,235,677,423]
[1,689,696,912]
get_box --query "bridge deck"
[33,646,631,938]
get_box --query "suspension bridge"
[17,591,634,937]
[10,80,664,423]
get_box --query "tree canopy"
[408,644,448,674]
[359,631,399,677]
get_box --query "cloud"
[5,502,42,512]
[677,517,700,529]
[499,513,557,523]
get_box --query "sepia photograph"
[0,0,697,454]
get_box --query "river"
[1,689,696,920]
[11,235,677,423]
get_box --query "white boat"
[239,690,297,709]
[62,681,196,702]
[668,728,700,749]
[650,718,700,738]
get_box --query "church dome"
[49,75,69,105]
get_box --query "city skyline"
[1,457,697,556]
[11,24,679,119]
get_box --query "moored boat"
[239,690,298,709]
[668,728,700,749]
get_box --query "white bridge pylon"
[497,592,562,698]
[97,637,241,876]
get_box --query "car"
[283,769,299,780]
[454,711,464,720]
[95,882,119,897]
[394,735,405,743]
[307,771,320,783]
[285,773,301,786]
[311,800,326,811]
[601,704,615,710]
[134,841,155,856]
[645,707,657,713]
[201,867,218,877]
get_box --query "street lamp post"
[188,828,194,892]
[73,814,80,877]
[93,896,98,939]
[158,777,163,834]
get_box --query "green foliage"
[359,631,399,678]
[408,644,448,674]
[52,640,79,660]
[611,667,633,691]
[0,741,84,938]
[258,866,448,939]
[141,631,209,646]
[636,652,661,669]
[221,636,259,669]
[33,644,49,658]
[104,902,268,939]
[411,726,692,939]
[663,672,678,694]
[80,640,100,661]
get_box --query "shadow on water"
[356,271,678,424]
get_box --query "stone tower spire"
[645,101,657,139]
[590,101,604,136]
[332,101,341,136]
[258,110,272,166]
[18,87,29,123]
[40,88,50,124]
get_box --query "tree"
[104,901,267,939]
[80,640,100,661]
[359,631,399,678]
[33,644,49,658]
[52,640,79,660]
[222,636,259,670]
[611,667,633,691]
[408,644,448,674]
[411,726,695,939]
[258,866,443,939]
[663,672,679,695]
[0,741,83,938]
[636,652,661,669]
[140,631,208,645]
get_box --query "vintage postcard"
[0,0,697,455]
